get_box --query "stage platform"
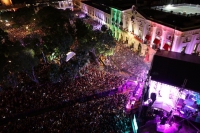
[152,97,174,112]
[138,115,198,133]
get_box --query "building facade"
[58,0,73,10]
[80,2,200,61]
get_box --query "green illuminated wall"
[111,8,123,39]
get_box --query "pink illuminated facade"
[80,2,200,61]
[81,2,111,26]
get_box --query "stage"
[144,80,200,124]
[148,80,180,113]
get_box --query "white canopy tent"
[66,52,76,62]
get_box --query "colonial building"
[57,0,73,10]
[80,2,200,61]
[80,1,148,56]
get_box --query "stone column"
[151,26,157,45]
[142,22,148,41]
[134,19,139,36]
[115,27,117,39]
[59,2,61,8]
[122,15,126,29]
[186,34,198,54]
[161,30,167,49]
[128,18,132,32]
[174,36,185,52]
[65,1,67,7]
[171,34,179,52]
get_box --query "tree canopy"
[0,11,14,21]
[15,48,39,83]
[0,6,118,87]
[0,29,10,82]
[36,6,67,29]
[13,7,35,25]
[74,18,92,42]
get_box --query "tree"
[49,63,61,83]
[23,35,47,63]
[75,18,92,42]
[41,34,58,63]
[56,32,73,62]
[101,24,108,32]
[62,9,73,20]
[77,29,116,65]
[60,50,90,80]
[13,7,35,25]
[36,6,67,29]
[95,29,116,56]
[12,0,27,4]
[42,28,73,63]
[0,28,9,42]
[0,41,21,88]
[0,29,10,82]
[0,11,14,21]
[0,53,7,82]
[15,48,39,83]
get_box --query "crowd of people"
[106,43,149,81]
[0,22,44,42]
[0,93,131,133]
[0,64,126,119]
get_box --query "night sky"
[9,0,200,5]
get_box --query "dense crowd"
[0,94,131,133]
[0,43,147,132]
[0,64,125,118]
[0,22,44,42]
[107,43,149,80]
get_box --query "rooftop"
[155,50,200,65]
[82,0,137,12]
[109,2,134,11]
[159,4,200,14]
[150,50,200,91]
[81,1,111,14]
[138,4,200,31]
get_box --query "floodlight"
[166,4,172,9]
